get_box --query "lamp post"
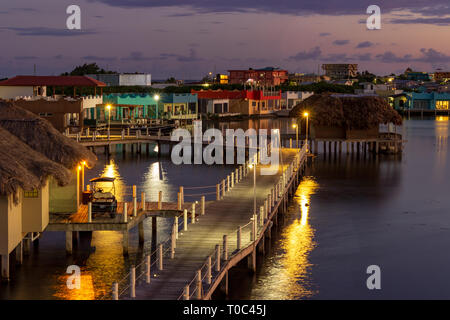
[154,94,160,121]
[292,124,298,149]
[106,105,111,138]
[304,112,309,152]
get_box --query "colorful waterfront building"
[100,92,198,122]
[392,91,450,110]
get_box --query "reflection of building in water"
[143,162,171,202]
[250,177,318,300]
[54,271,95,300]
[435,116,448,167]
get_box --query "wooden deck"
[120,147,307,300]
[47,201,193,232]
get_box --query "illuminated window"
[24,189,39,198]
[436,101,449,110]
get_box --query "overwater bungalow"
[0,101,96,280]
[290,94,403,153]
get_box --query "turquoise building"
[91,93,198,122]
[393,91,450,111]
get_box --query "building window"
[24,189,39,198]
[436,101,449,110]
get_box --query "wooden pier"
[104,145,308,300]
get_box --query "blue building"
[393,91,450,110]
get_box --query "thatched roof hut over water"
[0,100,97,199]
[289,93,402,130]
[0,100,96,169]
[0,126,70,199]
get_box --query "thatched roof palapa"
[0,100,96,169]
[0,126,70,201]
[289,93,402,130]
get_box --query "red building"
[228,67,288,86]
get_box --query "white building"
[87,74,152,86]
[281,91,314,110]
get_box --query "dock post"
[239,166,243,180]
[141,192,146,211]
[175,216,179,239]
[65,231,73,255]
[197,270,202,300]
[177,192,182,210]
[191,203,196,224]
[289,138,292,148]
[236,168,239,183]
[130,266,136,298]
[183,285,190,300]
[15,241,23,265]
[215,244,220,271]
[223,235,228,260]
[158,244,163,270]
[216,184,220,200]
[201,196,205,215]
[123,203,128,223]
[183,209,188,231]
[222,180,226,198]
[146,255,151,284]
[1,254,9,281]
[237,227,242,250]
[179,186,184,205]
[248,249,256,273]
[250,216,256,241]
[231,172,234,188]
[88,202,92,223]
[112,282,119,300]
[227,176,230,191]
[260,206,264,227]
[158,191,162,210]
[123,231,129,256]
[138,222,145,245]
[133,186,137,217]
[171,225,176,258]
[207,256,212,284]
[264,199,268,219]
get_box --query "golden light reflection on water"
[250,177,318,300]
[435,116,448,170]
[53,231,127,300]
[96,159,126,201]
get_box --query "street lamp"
[303,112,309,151]
[154,94,160,120]
[292,124,298,149]
[106,105,111,139]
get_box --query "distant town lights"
[303,112,309,117]
[292,124,297,128]
[154,94,160,101]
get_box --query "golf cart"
[89,177,118,218]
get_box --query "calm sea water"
[0,117,448,300]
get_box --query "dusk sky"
[1,0,450,79]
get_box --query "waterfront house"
[192,89,243,116]
[281,91,314,110]
[0,76,105,132]
[392,91,450,111]
[101,92,198,123]
[289,93,402,139]
[229,89,282,116]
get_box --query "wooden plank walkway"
[123,147,306,300]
